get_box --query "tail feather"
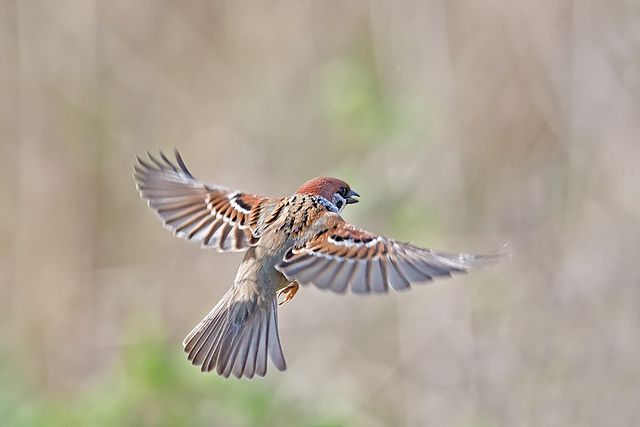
[244,321,259,378]
[232,322,256,378]
[268,301,286,370]
[183,287,287,379]
[255,308,269,377]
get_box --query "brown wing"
[276,215,504,294]
[133,150,266,252]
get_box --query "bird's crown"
[296,177,349,199]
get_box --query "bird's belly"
[233,240,291,300]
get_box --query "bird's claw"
[278,282,299,306]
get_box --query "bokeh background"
[2,1,639,426]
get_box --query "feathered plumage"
[133,150,505,378]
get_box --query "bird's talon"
[278,282,299,306]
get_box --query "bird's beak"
[346,190,360,204]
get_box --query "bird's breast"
[233,198,328,298]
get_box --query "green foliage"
[0,328,349,427]
[316,54,440,150]
[318,56,394,142]
[390,200,444,243]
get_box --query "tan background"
[1,1,639,426]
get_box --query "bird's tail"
[183,286,286,378]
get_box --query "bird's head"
[296,177,359,213]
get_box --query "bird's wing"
[276,215,504,294]
[133,150,267,252]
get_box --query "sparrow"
[133,150,503,379]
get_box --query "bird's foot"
[278,282,299,306]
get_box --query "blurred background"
[1,1,639,426]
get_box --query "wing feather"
[276,214,505,294]
[133,150,267,252]
[349,261,369,294]
[368,258,388,293]
[330,261,356,293]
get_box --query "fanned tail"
[183,287,286,379]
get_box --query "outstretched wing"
[276,215,504,294]
[133,150,266,252]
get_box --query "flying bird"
[133,150,503,379]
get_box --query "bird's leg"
[277,281,299,306]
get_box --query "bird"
[133,150,504,379]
